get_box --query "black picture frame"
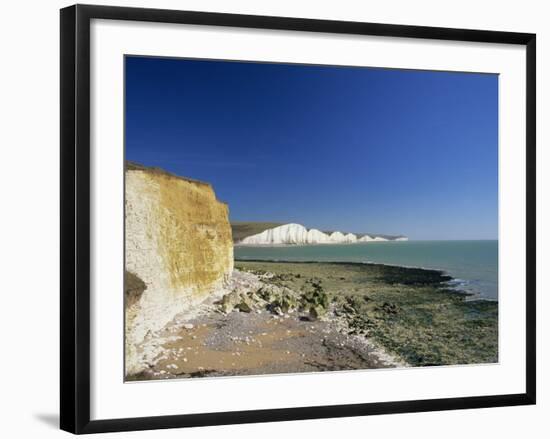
[60,4,536,434]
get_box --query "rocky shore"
[126,261,497,381]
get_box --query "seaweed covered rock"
[268,290,299,315]
[301,279,331,320]
[219,290,257,313]
[217,273,334,320]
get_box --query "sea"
[235,240,498,301]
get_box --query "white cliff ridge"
[238,223,407,245]
[239,223,307,245]
[343,233,358,243]
[307,228,332,243]
[358,234,375,242]
[329,231,345,242]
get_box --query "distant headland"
[232,222,407,246]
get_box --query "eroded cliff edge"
[125,163,233,375]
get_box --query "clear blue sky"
[125,56,498,240]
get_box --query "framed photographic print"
[60,4,536,434]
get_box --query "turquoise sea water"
[235,240,498,300]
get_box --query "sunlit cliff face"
[125,166,233,375]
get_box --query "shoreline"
[234,248,498,302]
[128,259,497,381]
[127,267,407,381]
[234,260,498,367]
[236,257,497,302]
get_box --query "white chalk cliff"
[239,223,407,245]
[240,223,317,245]
[358,234,375,242]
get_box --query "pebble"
[183,323,194,330]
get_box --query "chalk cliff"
[307,228,332,244]
[125,164,233,375]
[358,234,375,242]
[343,233,358,243]
[239,224,360,245]
[238,223,405,245]
[329,231,346,242]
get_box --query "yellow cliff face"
[125,165,233,375]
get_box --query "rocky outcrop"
[216,273,331,320]
[238,223,406,245]
[125,164,233,375]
